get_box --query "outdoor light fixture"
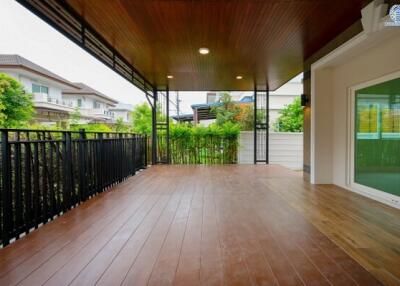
[199,47,209,55]
[236,75,243,80]
[301,93,309,107]
[167,75,173,79]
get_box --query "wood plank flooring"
[0,165,398,286]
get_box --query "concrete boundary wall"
[238,131,303,170]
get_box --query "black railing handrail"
[0,128,148,247]
[0,128,141,135]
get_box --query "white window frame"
[347,71,400,208]
[32,83,49,94]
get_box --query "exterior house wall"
[0,69,74,124]
[62,94,110,110]
[0,70,64,103]
[311,3,400,208]
[19,75,64,103]
[62,93,115,122]
[113,110,131,123]
[331,35,400,188]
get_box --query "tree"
[0,73,34,128]
[70,107,81,125]
[115,117,129,132]
[273,97,303,132]
[131,103,152,134]
[236,104,254,131]
[212,92,241,126]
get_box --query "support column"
[253,84,257,165]
[253,83,269,164]
[266,86,270,164]
[151,87,157,165]
[166,86,170,164]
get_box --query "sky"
[0,0,148,106]
[0,0,300,115]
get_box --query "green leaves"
[0,73,35,128]
[70,107,81,125]
[273,97,303,132]
[115,117,129,132]
[211,92,241,126]
[131,103,152,134]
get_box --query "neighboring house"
[109,103,133,123]
[0,54,79,123]
[269,74,302,125]
[0,54,119,124]
[62,83,118,123]
[173,75,302,126]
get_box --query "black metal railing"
[0,129,147,247]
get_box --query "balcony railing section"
[0,129,147,247]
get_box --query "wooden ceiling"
[66,0,371,91]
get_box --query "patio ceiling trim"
[16,0,155,95]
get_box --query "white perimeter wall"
[238,131,303,170]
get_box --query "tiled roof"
[110,103,133,111]
[0,54,77,88]
[63,82,118,104]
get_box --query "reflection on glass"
[355,77,400,196]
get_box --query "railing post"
[143,134,147,168]
[132,134,137,171]
[1,130,12,246]
[62,131,73,211]
[78,129,87,201]
[98,133,104,191]
[118,133,123,182]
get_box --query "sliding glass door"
[354,77,400,197]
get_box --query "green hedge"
[162,122,240,164]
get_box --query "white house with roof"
[178,74,302,127]
[110,103,133,123]
[0,54,78,123]
[0,54,120,124]
[62,82,118,122]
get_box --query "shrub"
[0,73,34,128]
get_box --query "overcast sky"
[0,0,300,115]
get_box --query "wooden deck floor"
[0,165,399,286]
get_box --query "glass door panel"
[355,78,400,196]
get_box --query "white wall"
[311,2,400,207]
[0,69,64,103]
[332,36,400,188]
[312,31,400,187]
[113,110,131,123]
[312,68,334,183]
[238,131,303,170]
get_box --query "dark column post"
[1,130,12,246]
[152,87,157,165]
[253,83,257,164]
[166,86,170,164]
[266,86,270,164]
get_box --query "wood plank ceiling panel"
[66,0,371,91]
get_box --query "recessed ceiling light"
[167,75,173,79]
[199,47,210,55]
[236,75,243,80]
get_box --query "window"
[77,99,82,107]
[93,101,101,109]
[354,77,400,197]
[32,84,49,94]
